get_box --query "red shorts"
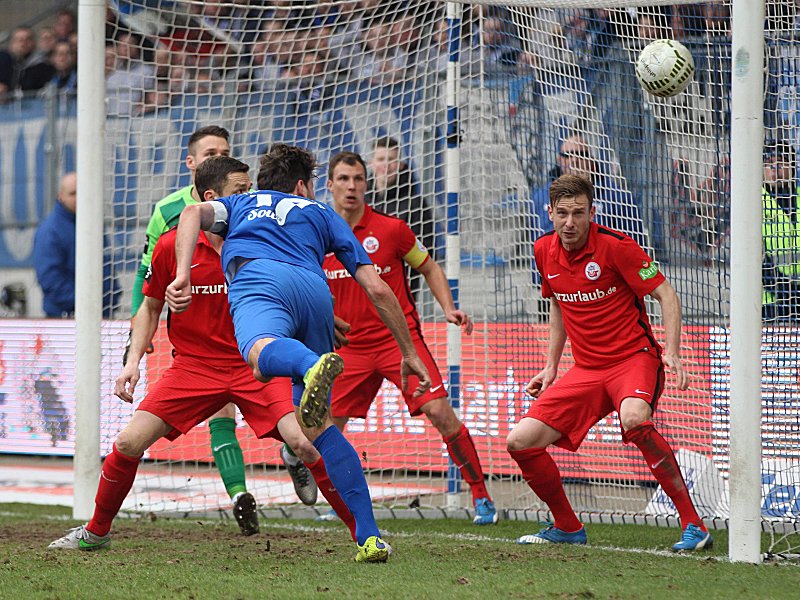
[330,337,447,419]
[137,354,294,441]
[525,351,665,452]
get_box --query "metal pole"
[728,0,765,564]
[445,2,463,509]
[73,0,106,520]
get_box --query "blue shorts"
[228,259,335,405]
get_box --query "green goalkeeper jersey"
[130,185,198,316]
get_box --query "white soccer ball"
[635,39,695,98]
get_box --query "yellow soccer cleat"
[300,352,344,428]
[354,536,391,563]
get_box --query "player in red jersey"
[321,151,497,525]
[49,156,357,551]
[507,174,711,552]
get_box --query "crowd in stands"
[0,9,76,98]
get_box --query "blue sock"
[257,339,319,381]
[313,425,379,545]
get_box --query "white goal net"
[2,0,799,560]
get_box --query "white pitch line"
[11,511,798,566]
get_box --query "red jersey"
[533,223,666,368]
[144,229,242,363]
[324,205,430,348]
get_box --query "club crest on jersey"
[362,236,380,254]
[585,261,601,281]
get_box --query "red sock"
[444,424,490,502]
[509,447,582,533]
[306,458,357,542]
[625,421,705,531]
[87,443,141,537]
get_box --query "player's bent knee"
[115,429,147,458]
[506,430,531,452]
[422,398,459,433]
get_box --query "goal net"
[50,0,799,555]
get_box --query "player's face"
[220,172,252,197]
[549,194,595,251]
[186,136,231,173]
[328,162,367,212]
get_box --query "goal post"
[728,0,764,565]
[64,0,798,565]
[74,0,107,521]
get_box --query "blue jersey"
[213,190,372,282]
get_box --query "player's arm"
[114,295,164,403]
[414,258,473,334]
[353,264,431,397]
[131,209,167,317]
[526,299,566,398]
[648,279,689,391]
[165,202,219,313]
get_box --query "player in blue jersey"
[165,148,432,563]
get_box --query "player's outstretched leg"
[509,447,586,544]
[305,456,357,541]
[624,421,712,552]
[300,353,344,428]
[281,443,318,505]
[49,442,142,550]
[311,424,390,561]
[254,339,341,428]
[209,414,258,535]
[443,422,497,525]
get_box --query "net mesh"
[1,0,799,558]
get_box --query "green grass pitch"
[1,503,798,600]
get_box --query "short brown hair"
[187,125,230,155]
[549,173,594,208]
[195,155,249,199]
[328,151,367,180]
[374,135,400,152]
[257,144,316,193]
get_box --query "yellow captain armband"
[403,238,430,269]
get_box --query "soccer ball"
[635,39,695,98]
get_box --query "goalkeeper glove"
[122,321,154,366]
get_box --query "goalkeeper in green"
[124,126,318,532]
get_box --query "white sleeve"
[207,200,229,234]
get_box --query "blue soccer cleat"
[672,524,712,552]
[516,524,587,545]
[473,497,499,525]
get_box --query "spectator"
[359,18,410,84]
[54,9,77,42]
[369,136,439,298]
[33,172,120,318]
[531,135,645,246]
[479,14,520,77]
[238,21,288,91]
[37,27,57,56]
[762,142,800,321]
[326,1,376,77]
[48,41,77,93]
[0,26,55,96]
[106,33,154,116]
